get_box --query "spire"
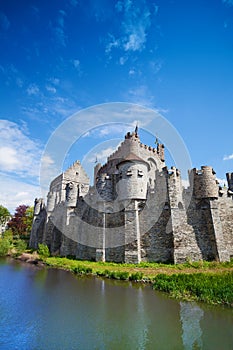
[95,156,98,164]
[135,123,138,135]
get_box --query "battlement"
[98,131,165,178]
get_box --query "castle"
[30,130,233,263]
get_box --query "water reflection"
[180,302,204,350]
[0,259,232,350]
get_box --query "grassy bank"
[1,236,232,306]
[153,272,233,306]
[42,256,233,307]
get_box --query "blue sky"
[0,0,233,212]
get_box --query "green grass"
[153,272,233,306]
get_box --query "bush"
[72,265,93,274]
[0,238,11,256]
[14,239,27,253]
[129,272,144,281]
[38,243,50,258]
[3,229,13,242]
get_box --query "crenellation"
[30,129,233,264]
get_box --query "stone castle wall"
[30,131,233,264]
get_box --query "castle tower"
[116,154,149,263]
[189,166,219,199]
[116,153,149,201]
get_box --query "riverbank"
[18,253,232,307]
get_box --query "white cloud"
[49,77,60,86]
[223,154,233,160]
[27,84,40,96]
[106,1,152,55]
[129,68,135,75]
[0,120,42,179]
[46,85,57,93]
[0,174,40,213]
[87,147,117,164]
[126,85,155,107]
[0,147,20,171]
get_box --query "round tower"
[191,166,219,199]
[124,131,140,155]
[116,154,148,201]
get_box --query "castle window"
[138,170,143,177]
[178,202,183,209]
[127,170,132,176]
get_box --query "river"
[0,258,232,350]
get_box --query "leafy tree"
[8,205,29,238]
[0,205,11,225]
[23,206,34,234]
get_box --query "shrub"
[72,265,93,274]
[0,238,11,256]
[14,239,27,253]
[38,243,50,258]
[3,229,13,242]
[129,272,144,281]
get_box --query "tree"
[23,206,34,234]
[8,205,29,238]
[0,205,11,225]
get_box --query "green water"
[0,258,232,350]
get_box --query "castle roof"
[116,152,149,168]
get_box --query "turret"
[166,166,184,208]
[116,153,149,201]
[189,166,219,199]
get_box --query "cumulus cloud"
[223,154,233,160]
[0,174,40,213]
[0,120,42,179]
